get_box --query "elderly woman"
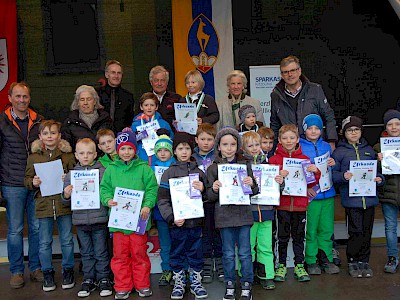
[62,85,113,152]
[216,70,265,130]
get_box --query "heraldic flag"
[172,0,234,102]
[0,0,18,111]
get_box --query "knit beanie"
[172,132,195,153]
[302,114,323,131]
[116,131,137,153]
[154,135,173,155]
[342,116,363,132]
[238,105,256,123]
[214,126,242,152]
[383,109,400,127]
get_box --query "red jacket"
[269,143,321,212]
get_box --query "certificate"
[349,160,377,197]
[33,159,64,196]
[108,188,144,231]
[250,164,280,205]
[282,158,307,196]
[154,166,168,185]
[380,137,400,174]
[174,103,198,135]
[169,176,204,220]
[71,169,100,210]
[314,151,333,192]
[137,120,160,156]
[218,164,250,205]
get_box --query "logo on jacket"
[188,14,220,74]
[0,39,9,92]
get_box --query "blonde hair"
[184,70,205,91]
[241,131,261,151]
[279,124,299,138]
[257,126,274,140]
[280,55,301,69]
[76,138,96,152]
[196,123,217,138]
[96,128,115,142]
[39,120,61,133]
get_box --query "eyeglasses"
[345,128,361,134]
[281,67,300,76]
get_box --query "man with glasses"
[97,60,137,133]
[270,55,337,151]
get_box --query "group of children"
[24,92,400,300]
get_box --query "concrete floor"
[0,245,399,300]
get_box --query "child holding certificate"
[150,135,176,286]
[242,131,283,290]
[207,127,258,300]
[374,109,400,273]
[63,138,113,297]
[157,132,208,300]
[269,124,321,283]
[24,120,76,292]
[97,128,118,168]
[332,116,384,278]
[299,114,339,275]
[100,131,158,299]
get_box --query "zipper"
[52,199,56,220]
[353,144,366,209]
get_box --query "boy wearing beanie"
[237,105,263,133]
[207,127,258,300]
[100,131,158,299]
[150,135,176,286]
[300,114,339,275]
[157,132,209,299]
[332,116,384,278]
[374,109,400,273]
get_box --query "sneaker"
[332,248,341,266]
[240,282,252,300]
[320,262,340,274]
[30,269,44,282]
[189,269,208,299]
[294,264,310,282]
[42,270,56,292]
[260,279,275,290]
[78,279,97,298]
[215,257,224,282]
[171,270,186,300]
[202,257,213,283]
[158,270,172,286]
[115,291,130,299]
[136,288,152,297]
[307,263,322,275]
[348,262,362,278]
[10,273,24,289]
[360,262,373,278]
[62,268,75,289]
[223,281,235,300]
[99,278,113,297]
[274,264,287,282]
[384,256,399,274]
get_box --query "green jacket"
[99,153,119,168]
[100,156,158,234]
[25,139,76,219]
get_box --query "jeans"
[382,203,399,259]
[3,186,40,274]
[156,220,171,271]
[77,226,110,281]
[39,215,74,272]
[220,226,253,284]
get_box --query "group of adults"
[0,55,338,288]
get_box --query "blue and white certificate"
[314,152,333,192]
[174,103,198,135]
[154,166,168,185]
[218,164,250,205]
[137,120,160,157]
[349,160,377,197]
[71,169,100,210]
[380,137,400,174]
[251,164,280,205]
[282,158,307,196]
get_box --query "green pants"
[305,197,334,264]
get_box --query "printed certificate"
[154,166,168,185]
[71,169,100,210]
[380,137,400,174]
[251,164,280,205]
[218,164,250,205]
[349,160,377,197]
[108,188,144,231]
[169,176,204,220]
[282,158,307,196]
[33,159,64,197]
[314,151,333,192]
[174,103,198,135]
[137,120,160,157]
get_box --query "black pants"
[277,210,307,265]
[345,206,375,263]
[202,202,222,258]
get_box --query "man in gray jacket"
[270,55,337,151]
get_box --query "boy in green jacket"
[100,131,158,299]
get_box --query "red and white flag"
[0,0,18,111]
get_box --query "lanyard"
[185,93,205,113]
